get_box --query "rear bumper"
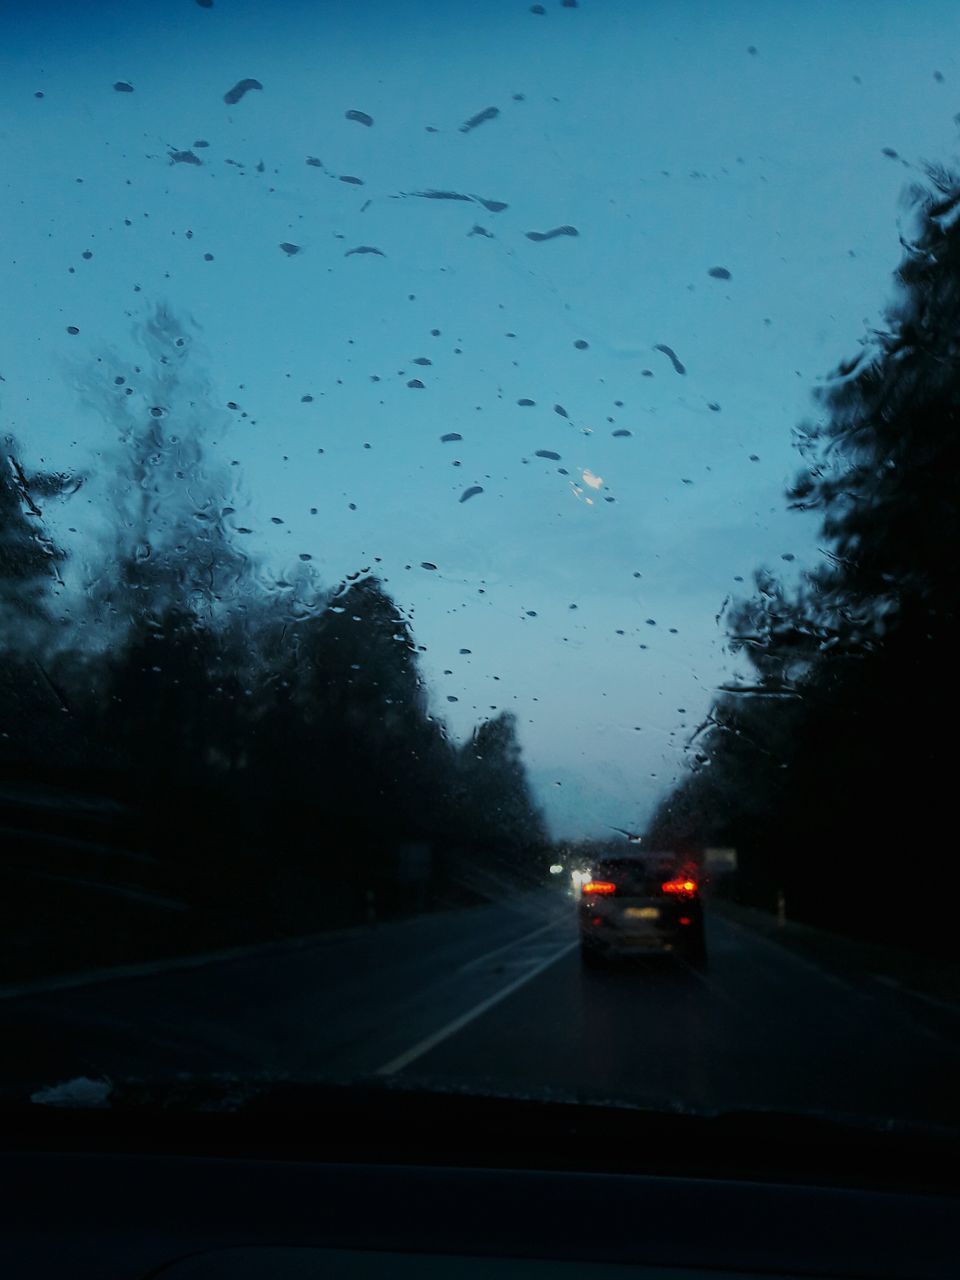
[580,928,679,956]
[578,902,703,956]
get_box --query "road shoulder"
[710,897,960,1020]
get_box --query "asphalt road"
[3,889,959,1128]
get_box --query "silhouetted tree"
[1,304,549,976]
[455,712,548,887]
[650,166,960,951]
[0,437,81,768]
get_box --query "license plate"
[625,906,659,920]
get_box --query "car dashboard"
[1,1147,955,1280]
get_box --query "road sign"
[704,847,738,871]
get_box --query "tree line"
[647,165,960,955]
[0,307,547,976]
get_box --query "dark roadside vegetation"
[0,310,548,985]
[647,165,960,963]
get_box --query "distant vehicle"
[578,850,707,968]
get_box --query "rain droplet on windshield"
[473,195,509,213]
[224,78,263,105]
[653,344,686,375]
[460,106,499,133]
[526,226,579,242]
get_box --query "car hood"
[4,1074,958,1193]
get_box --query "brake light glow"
[662,878,698,897]
[582,880,616,895]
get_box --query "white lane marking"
[872,975,960,1016]
[0,937,334,1002]
[717,913,865,998]
[455,916,569,974]
[376,939,578,1075]
[0,899,566,1003]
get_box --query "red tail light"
[582,880,616,895]
[662,878,698,897]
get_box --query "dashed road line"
[455,916,570,974]
[376,939,578,1075]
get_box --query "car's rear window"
[594,857,678,893]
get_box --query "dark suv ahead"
[578,850,706,968]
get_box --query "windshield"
[2,0,959,1141]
